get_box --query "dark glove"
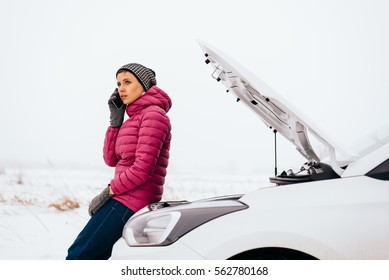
[88,185,114,216]
[108,88,126,127]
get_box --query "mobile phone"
[112,91,124,109]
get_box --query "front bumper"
[111,237,205,260]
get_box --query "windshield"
[344,123,389,159]
[301,122,389,169]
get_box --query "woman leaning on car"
[66,63,172,260]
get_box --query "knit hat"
[116,63,157,91]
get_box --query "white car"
[112,42,389,260]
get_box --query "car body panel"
[113,176,389,260]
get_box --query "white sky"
[1,0,388,176]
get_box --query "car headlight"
[123,199,248,247]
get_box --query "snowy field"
[0,166,269,260]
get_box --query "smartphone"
[112,90,124,109]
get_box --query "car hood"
[198,41,346,176]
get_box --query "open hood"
[198,41,346,176]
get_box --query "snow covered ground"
[0,166,269,260]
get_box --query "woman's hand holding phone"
[108,88,126,127]
[111,88,124,109]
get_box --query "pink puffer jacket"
[103,85,172,212]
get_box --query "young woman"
[66,63,172,259]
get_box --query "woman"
[66,63,172,260]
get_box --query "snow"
[0,166,269,259]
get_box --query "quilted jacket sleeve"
[103,126,120,167]
[110,110,171,195]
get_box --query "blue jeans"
[66,199,134,260]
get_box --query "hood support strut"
[274,129,278,176]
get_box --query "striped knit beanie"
[116,63,157,91]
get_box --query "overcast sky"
[1,0,388,176]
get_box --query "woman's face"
[116,71,144,105]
